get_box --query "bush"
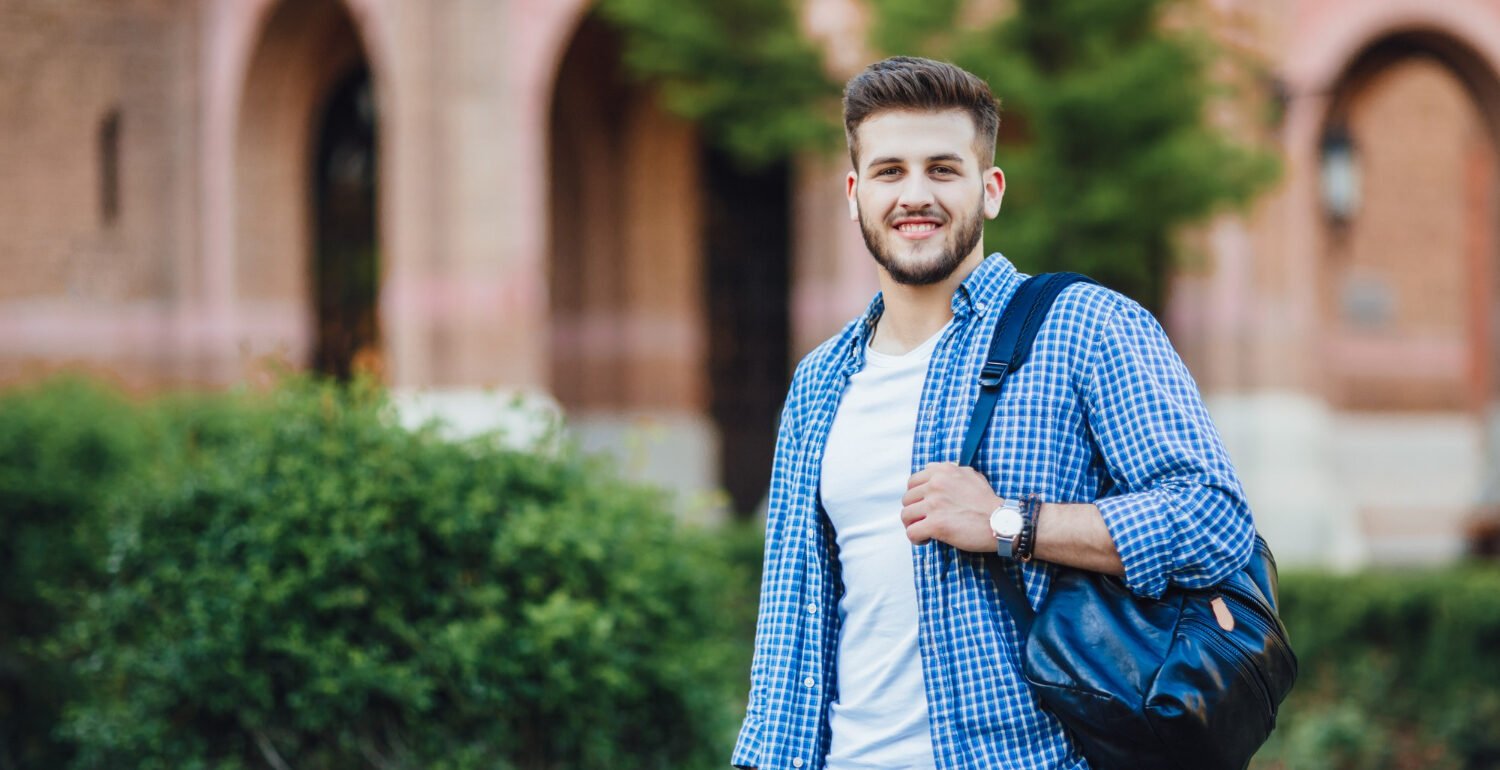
[0,379,154,769]
[1253,567,1500,770]
[0,377,751,770]
[33,373,1499,769]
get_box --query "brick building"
[1,0,1497,564]
[1172,0,1500,565]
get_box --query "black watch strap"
[1015,495,1040,563]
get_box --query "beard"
[858,197,986,286]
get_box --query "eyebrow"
[865,153,967,171]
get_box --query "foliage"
[0,379,154,769]
[604,0,1278,312]
[874,0,1279,312]
[1,377,754,770]
[9,379,1500,769]
[598,0,842,168]
[1251,567,1500,770]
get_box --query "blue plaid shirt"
[732,255,1255,770]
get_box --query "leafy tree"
[598,0,842,168]
[870,0,1278,312]
[874,0,1279,312]
[605,0,1276,312]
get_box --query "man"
[731,56,1255,770]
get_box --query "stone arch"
[234,0,383,378]
[1315,31,1500,412]
[1273,2,1500,394]
[1284,9,1500,562]
[547,15,703,412]
[545,13,793,516]
[1284,1,1500,101]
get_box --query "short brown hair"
[842,56,1001,169]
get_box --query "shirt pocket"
[980,394,1075,492]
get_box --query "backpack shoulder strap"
[960,271,1097,634]
[959,272,1097,468]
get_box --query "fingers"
[903,485,950,510]
[904,515,935,545]
[909,460,960,489]
[908,462,982,499]
[902,500,949,545]
[900,500,929,526]
[904,462,997,550]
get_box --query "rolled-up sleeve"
[1083,298,1254,599]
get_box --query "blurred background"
[1,0,1498,768]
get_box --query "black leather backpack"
[961,273,1298,770]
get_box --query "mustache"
[886,209,949,225]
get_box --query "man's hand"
[900,462,1003,553]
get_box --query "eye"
[930,165,957,176]
[875,166,903,177]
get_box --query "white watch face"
[990,506,1023,538]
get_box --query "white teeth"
[898,223,937,233]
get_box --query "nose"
[896,175,934,211]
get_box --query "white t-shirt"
[820,325,945,770]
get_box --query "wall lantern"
[1319,124,1361,224]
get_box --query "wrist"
[988,496,1023,558]
[981,493,1003,551]
[1015,494,1041,562]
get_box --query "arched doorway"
[1316,32,1500,561]
[1319,39,1497,412]
[312,67,379,379]
[236,0,380,379]
[547,15,791,516]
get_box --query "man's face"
[846,109,1005,286]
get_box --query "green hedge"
[7,376,1500,769]
[1252,567,1500,770]
[1,378,758,770]
[0,379,155,769]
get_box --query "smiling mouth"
[894,220,942,239]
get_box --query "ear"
[846,170,859,221]
[983,166,1006,219]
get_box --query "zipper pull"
[1210,595,1236,632]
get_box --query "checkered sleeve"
[1084,297,1255,599]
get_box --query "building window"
[100,109,121,225]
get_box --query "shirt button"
[806,602,817,614]
[803,676,816,688]
[793,759,804,768]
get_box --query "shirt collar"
[843,294,885,374]
[951,253,1018,318]
[844,253,1018,369]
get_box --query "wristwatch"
[989,497,1024,559]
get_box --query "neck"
[870,250,987,355]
